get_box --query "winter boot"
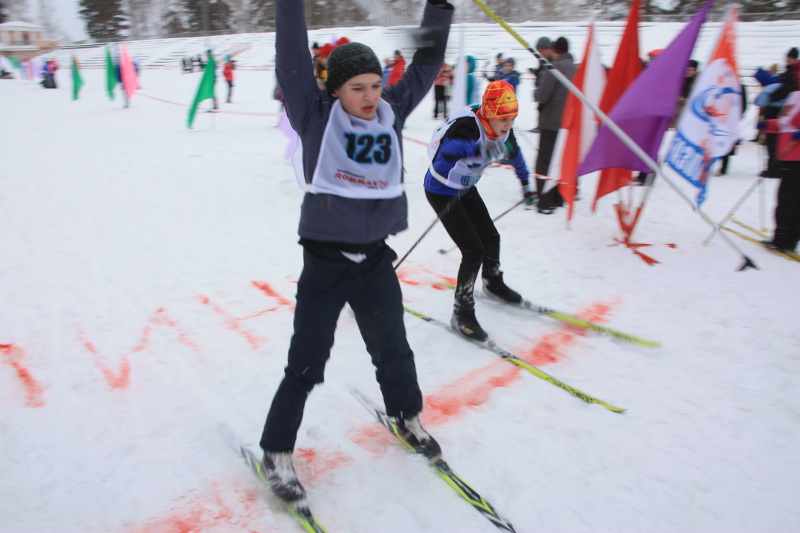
[395,415,442,460]
[451,305,489,343]
[261,451,307,503]
[482,271,523,305]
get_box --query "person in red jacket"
[387,49,406,86]
[763,62,800,253]
[223,57,236,103]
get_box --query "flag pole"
[470,0,757,270]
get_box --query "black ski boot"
[451,305,489,343]
[395,415,442,460]
[482,271,523,305]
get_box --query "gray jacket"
[533,53,576,131]
[276,0,453,245]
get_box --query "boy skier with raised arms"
[260,0,454,511]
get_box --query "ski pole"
[438,197,526,255]
[470,0,757,271]
[702,176,764,246]
[394,195,463,270]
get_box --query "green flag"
[106,47,117,100]
[9,56,20,69]
[187,54,217,129]
[71,56,84,101]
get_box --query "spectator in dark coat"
[762,47,798,177]
[533,36,575,213]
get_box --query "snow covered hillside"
[2,19,799,533]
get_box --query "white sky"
[54,0,87,42]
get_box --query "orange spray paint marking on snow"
[295,447,353,481]
[150,308,201,352]
[76,328,133,390]
[350,423,396,456]
[519,301,614,366]
[0,344,45,407]
[423,361,519,426]
[252,281,295,311]
[125,477,280,533]
[395,262,457,289]
[195,295,267,349]
[75,308,202,390]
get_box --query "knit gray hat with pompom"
[326,42,383,94]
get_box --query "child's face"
[332,73,383,120]
[487,117,515,136]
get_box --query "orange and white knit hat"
[480,80,518,119]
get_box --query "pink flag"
[120,44,139,101]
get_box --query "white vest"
[426,106,509,190]
[292,99,403,199]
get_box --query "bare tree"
[36,0,61,38]
[4,0,30,21]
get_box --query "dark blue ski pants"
[260,244,423,452]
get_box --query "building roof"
[0,21,46,30]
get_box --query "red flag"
[559,22,605,221]
[592,0,642,212]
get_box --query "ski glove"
[481,141,510,163]
[522,181,536,206]
[792,130,800,140]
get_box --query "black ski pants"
[261,244,422,453]
[535,128,564,209]
[434,85,448,118]
[774,160,800,251]
[426,187,501,311]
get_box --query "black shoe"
[395,416,442,460]
[537,207,555,214]
[451,307,488,343]
[763,239,797,253]
[483,273,523,305]
[262,451,307,503]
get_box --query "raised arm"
[382,1,454,121]
[275,0,326,133]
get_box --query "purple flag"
[577,0,712,176]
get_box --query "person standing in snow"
[762,47,799,178]
[423,80,534,342]
[763,62,800,253]
[433,61,452,118]
[465,55,479,105]
[499,58,520,93]
[533,36,575,213]
[223,56,235,103]
[387,49,406,86]
[259,0,453,507]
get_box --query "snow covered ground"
[2,22,800,533]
